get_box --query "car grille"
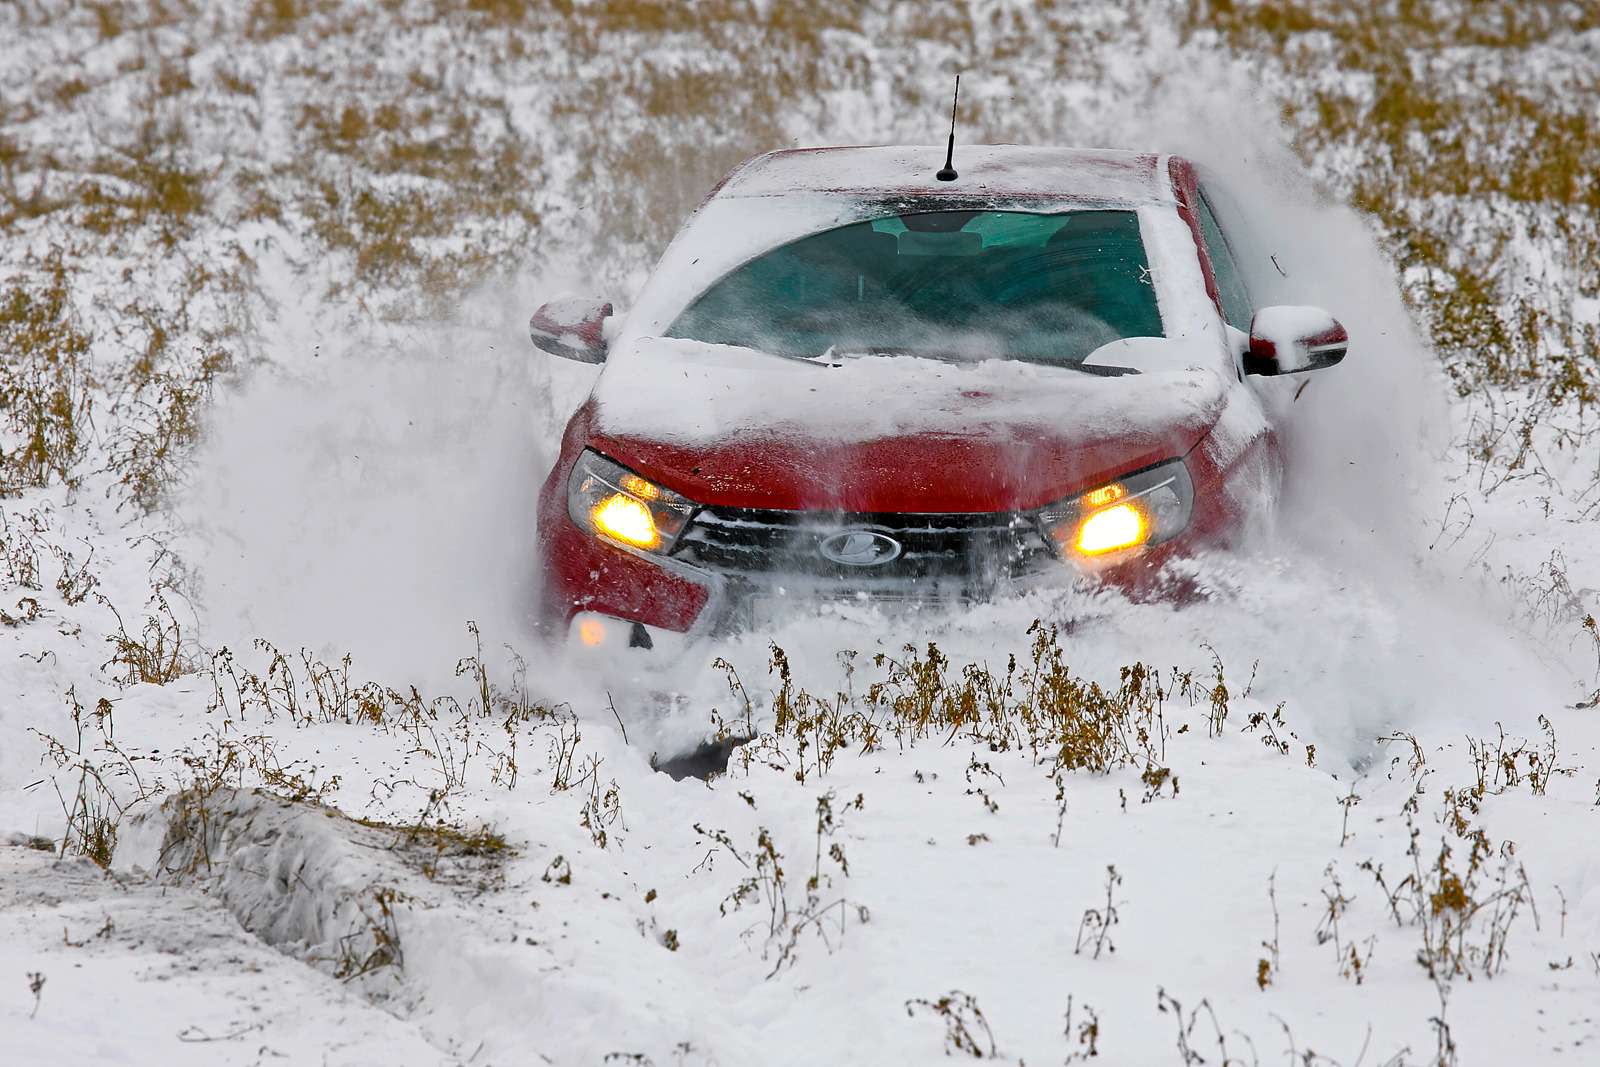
[671,505,1057,591]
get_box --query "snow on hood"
[597,335,1218,442]
[587,335,1232,512]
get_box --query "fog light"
[577,617,608,647]
[1075,502,1150,556]
[569,612,685,659]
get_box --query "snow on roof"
[714,145,1171,205]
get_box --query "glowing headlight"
[1037,459,1194,561]
[592,493,661,549]
[1075,501,1149,555]
[568,451,695,554]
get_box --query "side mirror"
[1244,306,1348,376]
[529,296,613,364]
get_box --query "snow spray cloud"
[175,52,1572,758]
[175,259,596,688]
[640,49,1569,758]
[1051,56,1577,743]
[1081,57,1449,562]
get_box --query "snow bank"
[135,789,420,991]
[1,841,445,1064]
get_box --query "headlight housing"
[1036,459,1194,560]
[567,450,695,554]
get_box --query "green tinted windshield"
[667,209,1162,364]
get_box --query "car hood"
[587,335,1231,513]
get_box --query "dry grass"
[718,624,1268,791]
[203,621,561,826]
[293,89,542,312]
[1201,0,1600,414]
[103,586,198,686]
[208,622,556,731]
[67,103,211,244]
[0,254,93,492]
[905,990,998,1059]
[699,788,867,978]
[32,685,162,867]
[105,345,231,511]
[0,507,48,589]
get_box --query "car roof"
[711,145,1175,206]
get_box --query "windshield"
[666,209,1162,366]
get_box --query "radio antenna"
[935,74,961,182]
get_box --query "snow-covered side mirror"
[1244,306,1348,376]
[530,296,613,364]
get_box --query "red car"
[529,146,1347,652]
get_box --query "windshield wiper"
[734,345,1141,376]
[819,346,1141,376]
[1061,362,1140,377]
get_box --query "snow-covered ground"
[3,2,1599,1064]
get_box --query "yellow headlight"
[1075,501,1150,556]
[591,493,660,549]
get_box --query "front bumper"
[539,499,1182,646]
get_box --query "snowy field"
[3,2,1599,1064]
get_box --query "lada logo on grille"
[817,528,903,567]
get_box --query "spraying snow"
[170,65,1577,768]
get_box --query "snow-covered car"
[528,145,1348,651]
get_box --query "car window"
[666,209,1163,367]
[1196,191,1252,330]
